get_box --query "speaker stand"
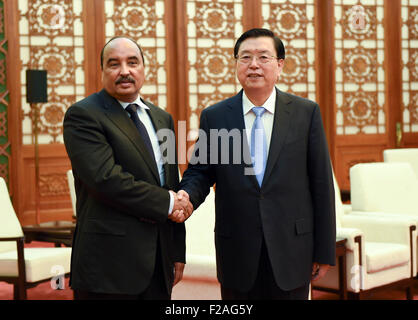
[31,103,41,225]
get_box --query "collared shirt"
[243,87,276,154]
[119,96,174,214]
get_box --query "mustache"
[115,76,135,85]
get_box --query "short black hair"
[100,36,145,70]
[234,28,285,60]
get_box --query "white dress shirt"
[243,87,276,154]
[119,96,174,214]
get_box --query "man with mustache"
[63,36,191,299]
[179,28,336,299]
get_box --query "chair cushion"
[0,247,71,283]
[365,242,409,274]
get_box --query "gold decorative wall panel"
[18,0,85,144]
[401,0,418,133]
[186,0,244,132]
[334,0,386,135]
[261,0,316,101]
[104,0,168,109]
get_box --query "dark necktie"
[125,103,156,163]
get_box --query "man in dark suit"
[63,36,190,299]
[178,28,336,299]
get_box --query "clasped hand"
[168,190,194,223]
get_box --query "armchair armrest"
[337,227,363,251]
[0,236,25,241]
[0,236,27,283]
[348,210,418,224]
[342,214,416,245]
[342,204,352,215]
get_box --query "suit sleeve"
[63,104,170,223]
[307,104,336,265]
[179,109,216,210]
[168,114,186,263]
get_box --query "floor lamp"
[26,70,47,225]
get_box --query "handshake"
[168,190,194,223]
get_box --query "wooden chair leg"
[406,285,413,300]
[348,291,361,300]
[13,283,27,300]
[16,238,27,299]
[13,284,19,300]
[20,286,27,300]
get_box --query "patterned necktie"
[125,103,156,163]
[251,107,267,186]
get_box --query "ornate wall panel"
[18,0,85,145]
[334,0,386,135]
[4,1,416,221]
[401,0,418,133]
[261,0,316,101]
[104,0,168,109]
[0,0,10,184]
[186,0,244,132]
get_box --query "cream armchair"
[183,187,217,282]
[0,178,72,299]
[383,148,418,179]
[67,169,76,219]
[313,173,416,299]
[349,162,418,278]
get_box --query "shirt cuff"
[168,191,174,215]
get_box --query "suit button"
[260,194,264,199]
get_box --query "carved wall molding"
[262,0,316,100]
[19,0,85,145]
[39,172,69,197]
[335,0,386,136]
[402,1,418,133]
[186,0,243,132]
[105,0,168,109]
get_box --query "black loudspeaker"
[26,70,48,103]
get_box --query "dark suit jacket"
[63,89,185,295]
[180,88,336,292]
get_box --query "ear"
[276,59,285,82]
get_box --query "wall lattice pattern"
[261,0,316,101]
[186,0,244,133]
[19,0,85,145]
[334,0,386,136]
[104,0,168,110]
[401,0,418,133]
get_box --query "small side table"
[335,237,348,300]
[312,237,348,300]
[22,221,76,247]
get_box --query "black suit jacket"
[180,88,336,292]
[63,89,185,295]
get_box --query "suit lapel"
[263,88,293,184]
[142,99,170,187]
[98,90,160,184]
